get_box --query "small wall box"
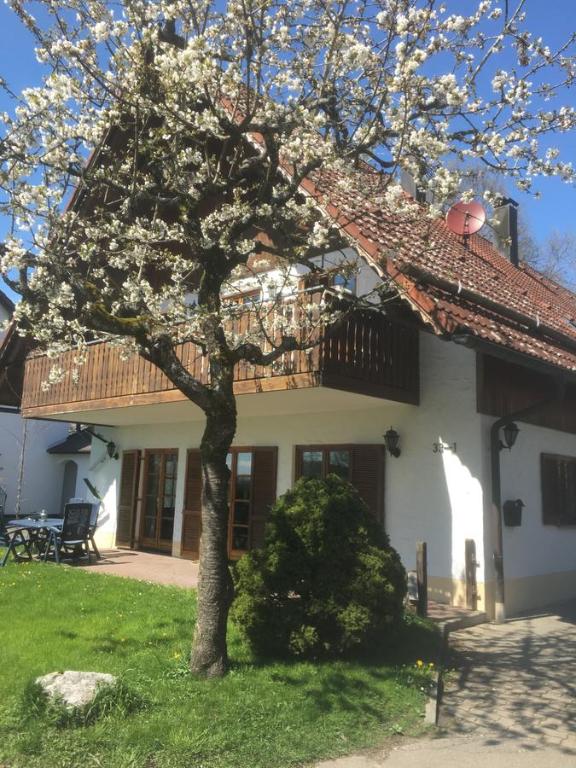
[503,499,524,527]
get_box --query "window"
[303,269,357,295]
[299,447,351,481]
[541,453,576,526]
[295,444,384,521]
[225,289,262,306]
[332,272,357,295]
[228,450,253,554]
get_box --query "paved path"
[315,600,576,767]
[317,734,576,768]
[440,601,576,752]
[79,549,199,588]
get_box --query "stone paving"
[440,601,576,755]
[79,548,199,588]
[315,600,576,767]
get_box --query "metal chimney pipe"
[493,197,519,266]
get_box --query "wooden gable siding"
[477,353,576,435]
[21,310,419,417]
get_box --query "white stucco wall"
[86,332,488,609]
[0,414,70,516]
[498,421,576,578]
[385,333,486,605]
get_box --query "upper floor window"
[225,289,262,306]
[332,272,357,295]
[302,269,357,295]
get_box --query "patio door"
[140,450,178,552]
[181,447,277,560]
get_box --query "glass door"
[140,450,178,551]
[227,450,254,558]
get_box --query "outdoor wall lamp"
[384,427,401,458]
[88,429,119,460]
[500,421,520,451]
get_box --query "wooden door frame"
[139,448,178,552]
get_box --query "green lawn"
[0,561,440,768]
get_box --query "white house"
[0,294,93,517]
[11,168,576,622]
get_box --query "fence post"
[416,541,428,618]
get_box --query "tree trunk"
[190,376,237,678]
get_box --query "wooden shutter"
[250,447,278,549]
[116,450,140,547]
[541,454,562,525]
[351,445,386,524]
[181,449,202,559]
[564,460,576,525]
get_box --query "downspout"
[490,389,564,623]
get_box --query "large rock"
[36,671,117,709]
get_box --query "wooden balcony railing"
[21,307,419,417]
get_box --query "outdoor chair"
[88,503,102,560]
[0,492,33,566]
[42,503,93,564]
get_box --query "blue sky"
[0,0,575,300]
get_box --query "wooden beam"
[416,541,428,618]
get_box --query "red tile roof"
[304,165,576,374]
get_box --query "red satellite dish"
[445,201,486,236]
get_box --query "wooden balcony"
[21,309,419,419]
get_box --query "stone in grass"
[36,671,117,710]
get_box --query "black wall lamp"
[499,421,520,451]
[87,429,119,460]
[384,427,401,458]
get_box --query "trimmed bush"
[232,475,406,659]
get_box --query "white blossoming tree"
[1,0,575,677]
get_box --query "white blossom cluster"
[0,0,574,398]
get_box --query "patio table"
[1,518,64,565]
[8,519,63,549]
[7,518,63,529]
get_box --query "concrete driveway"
[316,600,576,768]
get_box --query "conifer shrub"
[232,475,406,659]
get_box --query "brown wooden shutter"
[116,450,140,547]
[541,453,561,525]
[181,449,202,559]
[250,447,278,549]
[351,445,385,524]
[562,458,576,525]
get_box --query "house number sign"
[432,441,457,454]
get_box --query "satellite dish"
[445,201,486,237]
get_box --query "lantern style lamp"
[384,427,401,458]
[106,441,119,460]
[501,421,520,451]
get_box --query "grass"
[0,560,441,768]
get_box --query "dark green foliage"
[232,475,407,659]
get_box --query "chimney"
[493,197,519,266]
[400,169,430,204]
